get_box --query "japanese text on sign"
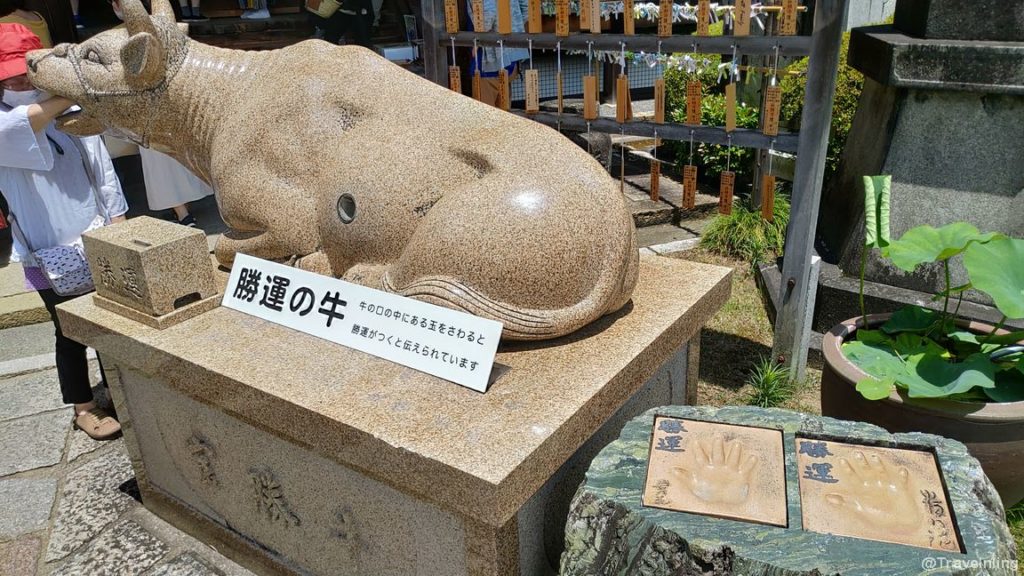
[223,254,503,392]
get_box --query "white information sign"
[222,254,503,392]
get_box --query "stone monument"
[562,406,1018,575]
[27,0,639,341]
[810,0,1024,328]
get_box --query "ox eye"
[82,49,103,65]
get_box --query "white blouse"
[0,104,128,263]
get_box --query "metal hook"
[528,38,533,69]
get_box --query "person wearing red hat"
[1,23,128,440]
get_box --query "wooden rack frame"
[420,0,849,378]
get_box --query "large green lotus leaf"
[964,237,1024,320]
[856,377,895,400]
[892,333,946,358]
[856,329,890,344]
[882,306,939,334]
[980,330,1024,346]
[884,223,1000,271]
[862,175,891,249]
[985,365,1024,402]
[904,353,997,398]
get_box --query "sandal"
[73,408,122,440]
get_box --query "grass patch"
[1008,500,1024,565]
[745,357,795,408]
[699,195,790,264]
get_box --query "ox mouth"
[54,107,106,137]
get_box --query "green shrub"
[670,94,760,184]
[745,356,795,408]
[779,31,863,184]
[663,53,722,113]
[700,192,790,263]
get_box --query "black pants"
[37,288,105,405]
[318,0,374,47]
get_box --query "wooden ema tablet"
[796,438,962,552]
[579,0,591,31]
[686,80,702,125]
[682,164,697,209]
[649,161,661,202]
[654,78,665,123]
[658,0,672,37]
[497,0,512,34]
[448,66,462,94]
[590,0,602,33]
[642,416,787,527]
[719,170,735,214]
[471,0,484,31]
[623,0,635,34]
[472,69,482,101]
[733,0,750,36]
[525,69,540,114]
[583,75,599,120]
[444,0,459,34]
[761,174,775,220]
[616,74,632,123]
[555,0,569,36]
[556,72,564,114]
[528,0,542,33]
[498,68,511,111]
[696,0,710,36]
[763,85,781,136]
[725,82,737,132]
[780,0,797,35]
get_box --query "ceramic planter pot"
[821,314,1024,508]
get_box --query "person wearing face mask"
[1,24,128,440]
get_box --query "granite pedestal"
[818,0,1024,304]
[57,255,731,576]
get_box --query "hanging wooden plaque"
[579,0,591,30]
[696,0,710,35]
[555,0,570,36]
[444,0,460,33]
[654,78,665,124]
[590,0,602,33]
[658,0,672,37]
[448,65,462,94]
[719,170,735,214]
[528,0,542,33]
[761,174,776,220]
[780,0,797,35]
[616,74,631,123]
[763,84,781,136]
[525,69,540,114]
[471,0,484,31]
[682,164,697,209]
[498,68,511,110]
[497,0,512,33]
[583,75,599,120]
[650,161,661,202]
[686,80,702,125]
[733,0,750,36]
[556,72,564,114]
[623,0,635,34]
[472,69,482,101]
[725,82,737,132]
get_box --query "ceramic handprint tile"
[642,417,787,527]
[796,438,962,552]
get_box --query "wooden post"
[771,0,847,380]
[421,0,450,86]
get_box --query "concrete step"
[623,172,720,228]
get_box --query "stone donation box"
[562,406,1018,576]
[57,228,733,576]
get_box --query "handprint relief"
[822,451,922,534]
[671,436,759,505]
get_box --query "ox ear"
[121,32,166,87]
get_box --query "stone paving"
[0,360,253,576]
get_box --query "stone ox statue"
[26,0,639,340]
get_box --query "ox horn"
[150,0,176,20]
[122,0,157,36]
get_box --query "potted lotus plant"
[820,175,1024,507]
